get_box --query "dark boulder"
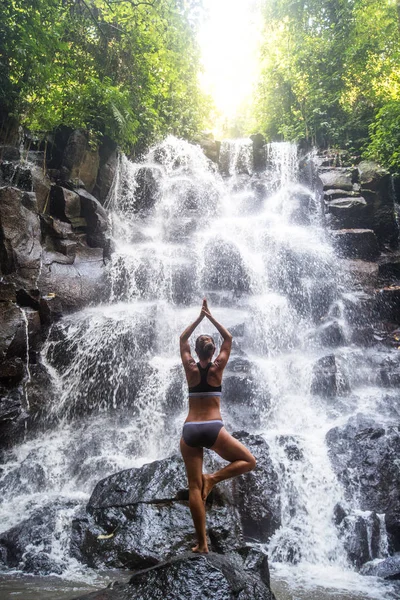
[0,301,26,360]
[0,357,25,385]
[361,553,400,580]
[250,133,266,171]
[71,553,276,600]
[31,165,51,213]
[203,239,250,295]
[315,320,346,348]
[343,259,379,288]
[378,354,400,388]
[358,161,399,247]
[319,167,355,191]
[76,188,109,251]
[132,166,162,214]
[62,129,100,193]
[338,511,381,568]
[38,245,109,311]
[326,196,371,230]
[222,360,270,430]
[330,229,380,260]
[71,432,280,570]
[0,186,42,286]
[50,186,82,227]
[95,139,118,204]
[375,286,400,323]
[0,501,78,571]
[311,354,349,398]
[0,145,20,161]
[0,162,33,191]
[326,414,400,551]
[22,551,64,575]
[195,134,220,164]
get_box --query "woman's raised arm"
[201,299,232,369]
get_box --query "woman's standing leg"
[180,438,209,552]
[202,428,256,501]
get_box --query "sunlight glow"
[197,0,262,133]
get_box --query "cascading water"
[0,136,398,599]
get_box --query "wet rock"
[378,354,400,387]
[286,189,316,225]
[31,165,51,213]
[358,161,389,191]
[331,229,380,260]
[250,133,266,171]
[62,129,99,193]
[326,196,371,230]
[169,261,199,305]
[0,301,26,359]
[71,455,240,569]
[71,433,280,570]
[195,134,220,164]
[0,186,42,286]
[50,186,82,226]
[203,239,250,295]
[220,141,253,176]
[226,431,280,543]
[343,260,379,288]
[0,501,77,570]
[22,551,64,575]
[222,366,269,430]
[324,188,356,201]
[39,294,63,326]
[0,357,25,385]
[311,354,349,398]
[71,553,275,600]
[132,166,162,213]
[339,511,381,568]
[95,140,118,204]
[0,387,23,427]
[319,167,355,191]
[38,246,108,311]
[326,414,400,551]
[0,162,33,191]
[15,287,40,310]
[0,282,16,302]
[358,161,399,247]
[378,256,400,281]
[315,320,346,348]
[76,188,109,250]
[40,214,76,243]
[375,287,400,323]
[0,145,20,161]
[361,553,400,580]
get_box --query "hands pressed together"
[200,298,212,320]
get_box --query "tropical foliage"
[253,0,400,170]
[0,0,210,152]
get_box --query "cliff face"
[0,128,118,447]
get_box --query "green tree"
[253,0,400,170]
[0,0,210,152]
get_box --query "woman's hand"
[201,298,212,319]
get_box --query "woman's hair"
[195,335,216,360]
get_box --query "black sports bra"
[188,362,222,397]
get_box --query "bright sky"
[197,0,262,125]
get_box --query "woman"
[179,298,256,553]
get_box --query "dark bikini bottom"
[182,420,224,449]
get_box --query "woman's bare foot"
[201,474,215,502]
[192,544,209,553]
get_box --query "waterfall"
[0,136,397,598]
